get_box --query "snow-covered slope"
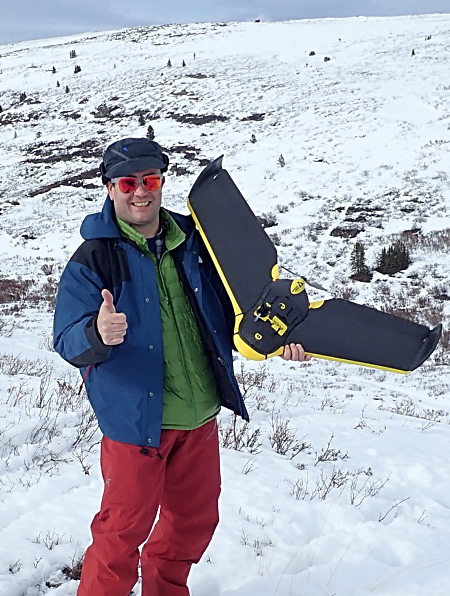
[0,14,449,596]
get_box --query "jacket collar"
[116,209,185,255]
[80,195,121,240]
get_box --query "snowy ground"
[0,13,450,596]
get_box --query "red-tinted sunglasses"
[110,174,164,193]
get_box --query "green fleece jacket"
[116,210,221,429]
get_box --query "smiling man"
[53,137,309,596]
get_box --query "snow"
[1,13,450,596]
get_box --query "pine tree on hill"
[146,125,155,140]
[349,241,372,282]
[376,241,411,275]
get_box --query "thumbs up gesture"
[96,289,128,346]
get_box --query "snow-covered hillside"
[0,14,449,596]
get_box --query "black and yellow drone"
[188,157,442,373]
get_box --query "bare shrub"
[378,297,443,328]
[235,362,274,411]
[268,410,311,459]
[309,465,352,500]
[33,530,65,550]
[379,399,448,422]
[6,379,33,407]
[433,329,450,365]
[72,403,99,449]
[41,263,54,276]
[400,228,450,253]
[332,282,359,301]
[62,552,85,581]
[372,280,445,329]
[378,497,410,521]
[8,560,22,574]
[0,353,53,377]
[0,277,34,303]
[219,414,262,454]
[31,445,71,472]
[27,413,61,445]
[53,370,86,412]
[242,458,258,475]
[269,232,281,246]
[38,278,58,310]
[0,317,17,338]
[286,466,389,505]
[349,470,390,507]
[0,275,58,311]
[257,212,278,228]
[314,433,349,465]
[286,476,309,500]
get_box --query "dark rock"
[330,226,363,238]
[349,272,373,283]
[241,113,265,121]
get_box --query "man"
[54,137,310,596]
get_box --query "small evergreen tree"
[138,114,146,126]
[376,241,411,275]
[19,92,26,102]
[74,64,81,74]
[182,60,186,67]
[14,130,17,139]
[167,59,172,67]
[52,66,56,74]
[277,154,285,167]
[65,85,70,93]
[250,134,257,144]
[349,241,372,282]
[0,105,2,113]
[70,49,77,58]
[146,125,155,140]
[411,49,415,56]
[56,80,60,87]
[350,241,368,275]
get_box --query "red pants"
[77,419,220,596]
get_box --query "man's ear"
[106,181,114,199]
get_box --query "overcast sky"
[1,0,450,46]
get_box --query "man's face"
[106,168,165,238]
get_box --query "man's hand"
[281,343,312,362]
[97,289,128,346]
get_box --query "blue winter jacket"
[53,197,248,447]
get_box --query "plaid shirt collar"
[154,217,169,262]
